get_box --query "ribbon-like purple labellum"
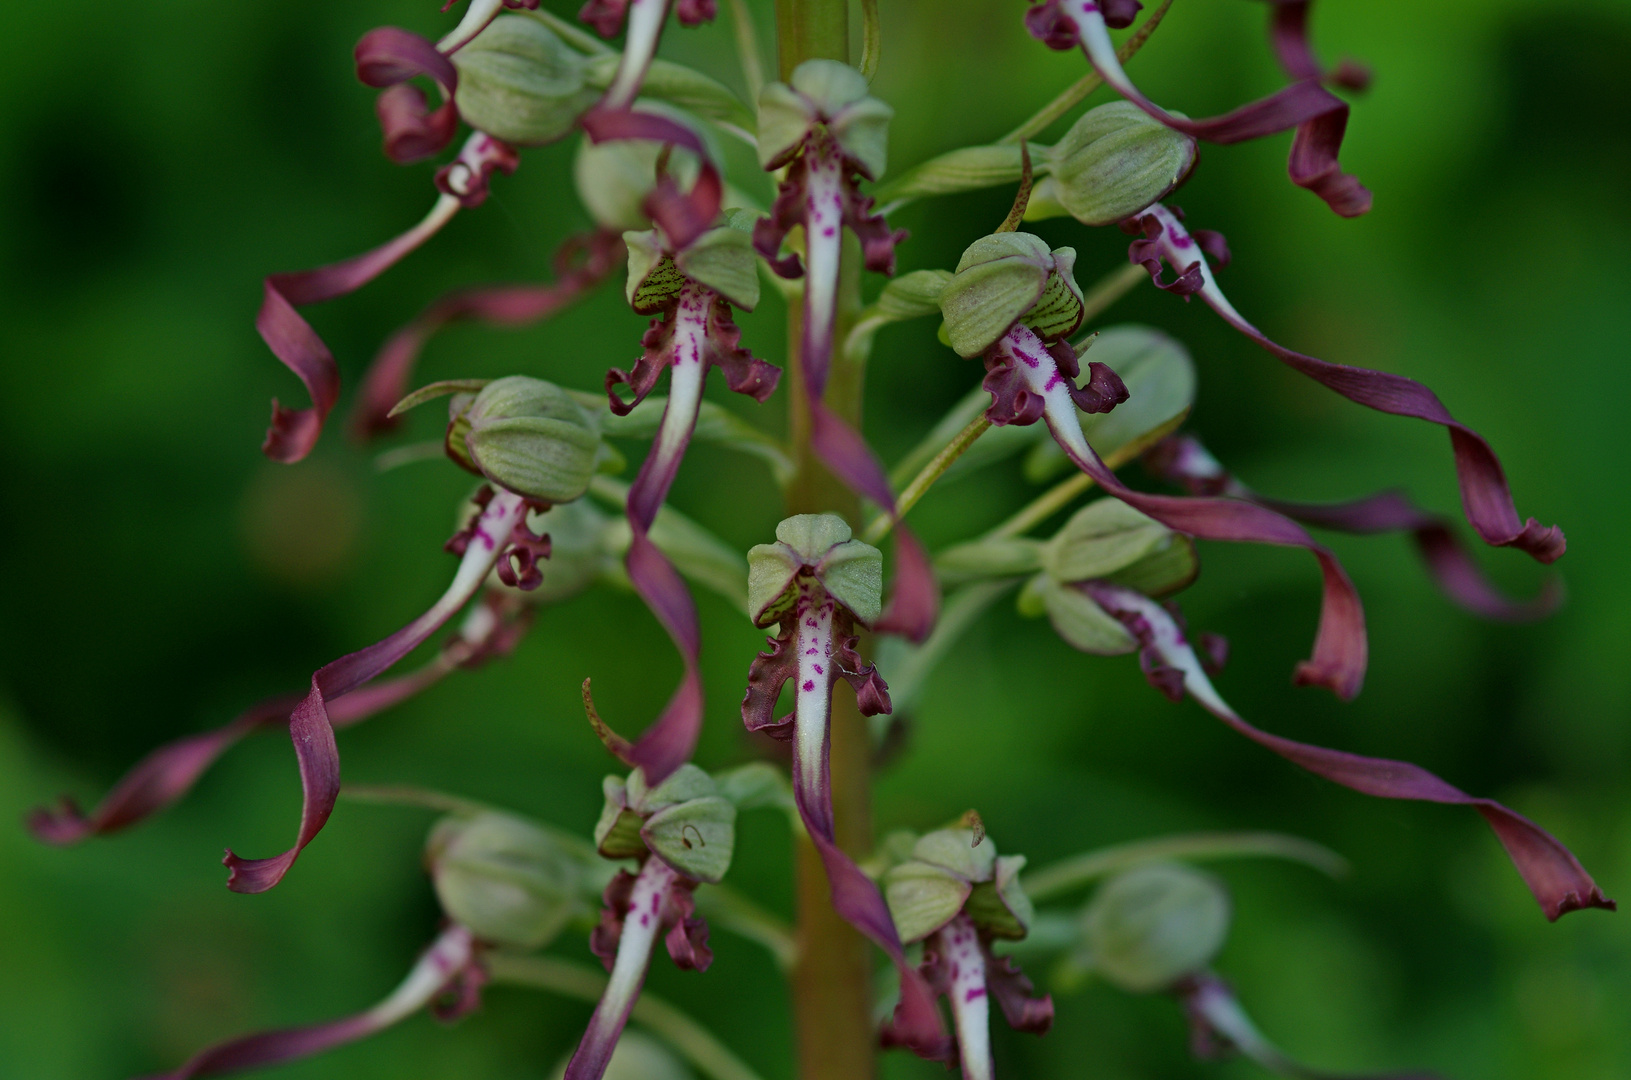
[223,490,530,892]
[353,230,625,437]
[1267,0,1371,92]
[990,322,1368,698]
[29,598,528,845]
[140,925,480,1080]
[259,133,517,463]
[1025,0,1371,215]
[1127,205,1565,565]
[1084,582,1614,922]
[355,26,462,163]
[1144,435,1563,623]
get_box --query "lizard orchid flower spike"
[566,764,737,1080]
[739,514,950,1057]
[27,593,529,845]
[940,231,1369,698]
[1125,203,1566,565]
[882,827,1053,1078]
[582,0,717,111]
[586,206,779,783]
[1024,0,1371,216]
[258,132,517,463]
[1144,434,1564,622]
[225,379,607,893]
[1077,581,1613,921]
[141,924,484,1080]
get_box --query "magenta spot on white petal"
[803,680,815,691]
[813,664,823,674]
[965,987,986,1001]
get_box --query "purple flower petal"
[1026,0,1370,215]
[579,0,631,37]
[616,533,705,786]
[354,26,463,163]
[259,133,517,463]
[993,324,1367,697]
[984,948,1055,1035]
[1268,0,1372,92]
[355,26,459,91]
[223,491,530,892]
[1127,205,1565,564]
[140,925,478,1080]
[353,230,625,438]
[581,108,723,251]
[375,83,461,164]
[1084,582,1615,922]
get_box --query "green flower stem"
[861,415,991,545]
[693,886,800,973]
[1021,831,1350,903]
[726,0,766,104]
[485,954,768,1080]
[999,0,1174,145]
[859,0,881,81]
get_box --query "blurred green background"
[2,0,1628,1076]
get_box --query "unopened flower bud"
[452,17,599,146]
[747,513,883,628]
[594,765,737,884]
[427,811,591,949]
[939,232,1084,358]
[1029,102,1196,227]
[1017,574,1137,655]
[1080,862,1231,993]
[450,376,604,503]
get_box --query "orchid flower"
[1024,0,1371,216]
[140,924,484,1080]
[581,189,779,785]
[260,131,518,463]
[1124,203,1566,565]
[1074,580,1612,921]
[567,764,736,1080]
[939,230,1369,698]
[1144,434,1564,622]
[27,592,528,845]
[582,0,716,111]
[739,514,950,1056]
[881,827,1053,1078]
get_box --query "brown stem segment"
[776,6,876,1077]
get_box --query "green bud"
[940,233,1083,358]
[452,17,598,147]
[427,811,588,949]
[1046,102,1197,227]
[593,766,737,883]
[455,376,603,504]
[1042,499,1172,584]
[1103,532,1199,598]
[1018,574,1137,655]
[757,60,892,178]
[626,224,760,313]
[572,103,711,232]
[884,828,1036,942]
[1081,863,1232,993]
[747,514,883,628]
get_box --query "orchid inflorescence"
[33,1,1614,1078]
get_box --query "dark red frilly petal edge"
[223,493,527,892]
[1144,436,1563,623]
[1084,582,1614,922]
[140,925,478,1080]
[1026,0,1370,216]
[809,402,940,644]
[1127,205,1566,566]
[1038,405,1367,699]
[351,230,626,438]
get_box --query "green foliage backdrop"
[1,0,1628,1076]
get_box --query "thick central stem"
[776,5,875,1079]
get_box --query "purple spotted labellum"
[740,516,949,1057]
[259,132,518,464]
[27,593,529,845]
[141,924,483,1080]
[1125,203,1565,565]
[1080,580,1613,921]
[586,195,778,784]
[941,232,1367,698]
[1024,0,1371,216]
[223,486,547,893]
[581,0,715,112]
[1144,434,1563,622]
[353,229,626,439]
